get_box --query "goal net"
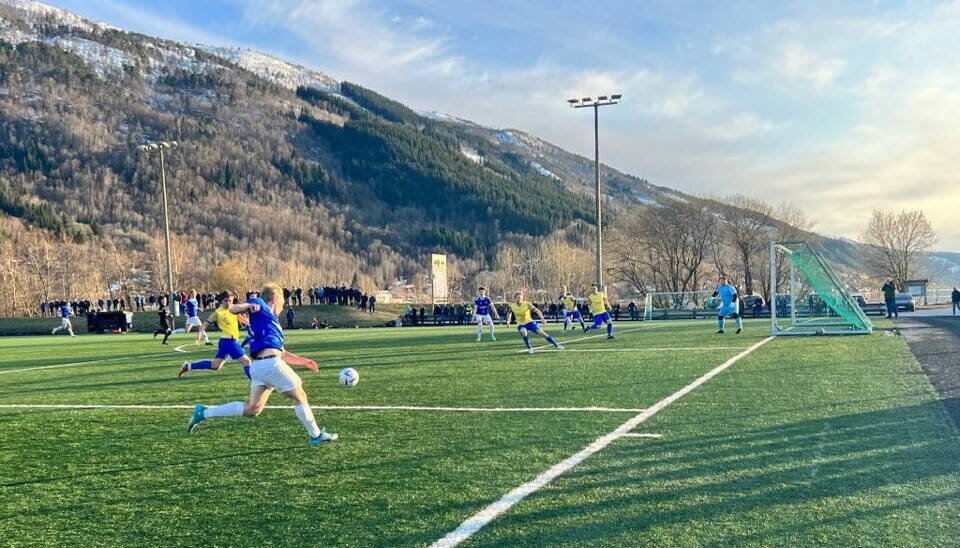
[642,291,714,321]
[770,241,872,336]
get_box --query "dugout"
[87,311,133,333]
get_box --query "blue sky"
[42,0,960,250]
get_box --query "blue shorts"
[517,321,540,333]
[718,303,739,317]
[216,338,246,360]
[592,312,611,326]
[564,310,582,320]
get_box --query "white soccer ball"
[814,328,826,336]
[338,367,359,387]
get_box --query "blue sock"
[191,360,213,370]
[546,335,558,348]
[523,336,531,349]
[607,323,613,336]
[243,365,251,380]
[240,337,251,348]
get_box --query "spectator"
[627,301,639,320]
[286,306,295,329]
[881,278,898,319]
[952,287,960,316]
[369,294,376,313]
[752,294,765,318]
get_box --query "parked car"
[895,292,916,312]
[849,293,867,307]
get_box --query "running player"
[585,283,615,339]
[183,290,209,345]
[186,282,336,446]
[558,286,587,333]
[153,305,174,345]
[505,291,563,354]
[712,275,742,334]
[178,291,252,377]
[50,301,77,337]
[473,286,499,341]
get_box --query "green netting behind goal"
[772,241,872,335]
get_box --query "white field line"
[0,403,645,413]
[622,433,662,438]
[519,326,645,353]
[0,348,197,376]
[431,335,775,548]
[552,347,749,353]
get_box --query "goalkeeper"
[712,275,742,334]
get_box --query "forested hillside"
[0,1,607,292]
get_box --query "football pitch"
[1,320,959,547]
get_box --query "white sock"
[294,403,321,438]
[202,331,210,343]
[476,323,482,336]
[488,323,495,336]
[204,401,245,418]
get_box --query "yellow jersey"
[587,292,607,314]
[560,294,576,311]
[207,307,241,339]
[508,302,535,324]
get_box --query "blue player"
[558,286,587,333]
[505,291,563,354]
[473,286,500,341]
[182,290,209,345]
[712,275,743,334]
[50,301,77,337]
[186,282,336,446]
[178,291,252,378]
[585,284,615,339]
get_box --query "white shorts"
[60,318,72,328]
[249,355,302,393]
[473,314,493,324]
[185,316,203,329]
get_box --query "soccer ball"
[814,328,826,336]
[338,367,359,387]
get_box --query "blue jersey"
[246,297,284,355]
[474,296,492,315]
[715,283,737,305]
[60,305,70,318]
[186,298,199,318]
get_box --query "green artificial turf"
[0,319,957,547]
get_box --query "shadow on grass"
[453,399,960,546]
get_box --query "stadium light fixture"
[138,140,179,316]
[567,93,622,290]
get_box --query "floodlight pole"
[140,141,179,316]
[568,95,621,291]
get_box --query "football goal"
[642,290,714,321]
[770,241,872,336]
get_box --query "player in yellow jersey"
[585,283,615,339]
[178,291,252,377]
[558,285,587,333]
[505,291,564,354]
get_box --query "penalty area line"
[551,347,751,353]
[0,349,196,376]
[0,403,647,413]
[431,335,775,548]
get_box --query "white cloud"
[779,42,846,89]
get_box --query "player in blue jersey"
[50,301,77,337]
[712,275,743,334]
[473,286,500,341]
[186,283,337,446]
[505,291,563,354]
[182,290,209,345]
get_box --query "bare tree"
[608,199,715,295]
[715,195,774,294]
[860,209,936,288]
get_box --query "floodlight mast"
[566,94,621,291]
[138,140,179,316]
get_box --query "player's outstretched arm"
[281,351,318,372]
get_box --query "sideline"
[430,336,775,548]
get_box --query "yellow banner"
[431,254,448,304]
